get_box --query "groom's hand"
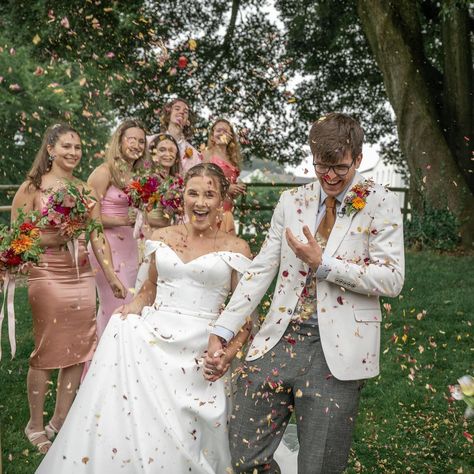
[286,225,322,270]
[204,335,227,381]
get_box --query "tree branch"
[222,0,240,54]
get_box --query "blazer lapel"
[303,180,321,236]
[324,172,365,257]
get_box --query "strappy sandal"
[45,420,60,440]
[24,428,52,454]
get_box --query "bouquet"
[125,174,184,237]
[0,209,43,360]
[0,209,43,273]
[159,175,185,217]
[449,375,474,419]
[41,182,101,240]
[124,174,161,213]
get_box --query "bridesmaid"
[142,133,180,236]
[134,133,180,292]
[159,98,202,174]
[10,123,126,454]
[87,119,147,338]
[203,118,246,234]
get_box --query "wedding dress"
[36,239,297,473]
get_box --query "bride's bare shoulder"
[220,233,252,258]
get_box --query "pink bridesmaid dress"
[88,185,138,338]
[209,156,240,212]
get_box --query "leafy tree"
[276,0,473,245]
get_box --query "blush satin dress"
[28,194,97,369]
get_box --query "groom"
[206,113,405,473]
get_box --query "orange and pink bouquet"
[40,182,101,240]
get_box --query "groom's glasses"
[313,158,356,177]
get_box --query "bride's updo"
[185,163,230,199]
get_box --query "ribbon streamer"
[0,272,17,361]
[67,238,80,279]
[133,210,144,239]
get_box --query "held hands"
[285,225,322,270]
[203,335,230,382]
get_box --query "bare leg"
[50,363,84,430]
[25,367,53,452]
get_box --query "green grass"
[1,252,473,473]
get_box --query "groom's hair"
[309,113,364,164]
[185,163,230,198]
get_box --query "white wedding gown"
[37,240,297,473]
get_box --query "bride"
[36,163,253,473]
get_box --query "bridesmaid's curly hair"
[27,123,80,190]
[159,98,195,140]
[185,163,230,199]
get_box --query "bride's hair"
[185,163,230,199]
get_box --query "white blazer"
[216,173,405,380]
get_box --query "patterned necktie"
[316,196,337,241]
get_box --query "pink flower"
[106,52,115,59]
[60,17,70,29]
[62,194,77,208]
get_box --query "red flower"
[177,56,188,69]
[282,270,289,277]
[2,249,23,267]
[19,222,35,233]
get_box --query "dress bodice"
[101,185,129,217]
[143,240,251,320]
[209,156,240,184]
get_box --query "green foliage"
[406,203,461,251]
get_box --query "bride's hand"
[203,349,231,382]
[114,302,141,320]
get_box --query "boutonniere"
[343,179,374,216]
[184,146,194,159]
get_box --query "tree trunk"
[441,0,473,192]
[357,0,474,247]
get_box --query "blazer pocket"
[354,308,382,323]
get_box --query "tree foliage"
[0,0,472,243]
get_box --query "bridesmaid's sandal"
[24,428,52,454]
[45,421,60,440]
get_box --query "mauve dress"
[28,199,97,369]
[88,185,138,338]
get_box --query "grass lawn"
[0,251,473,473]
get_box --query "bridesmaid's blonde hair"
[206,118,242,168]
[27,123,80,190]
[105,119,149,189]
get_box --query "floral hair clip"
[343,179,374,216]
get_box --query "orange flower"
[352,197,365,210]
[185,147,194,158]
[29,228,40,239]
[11,235,34,254]
[130,181,143,192]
